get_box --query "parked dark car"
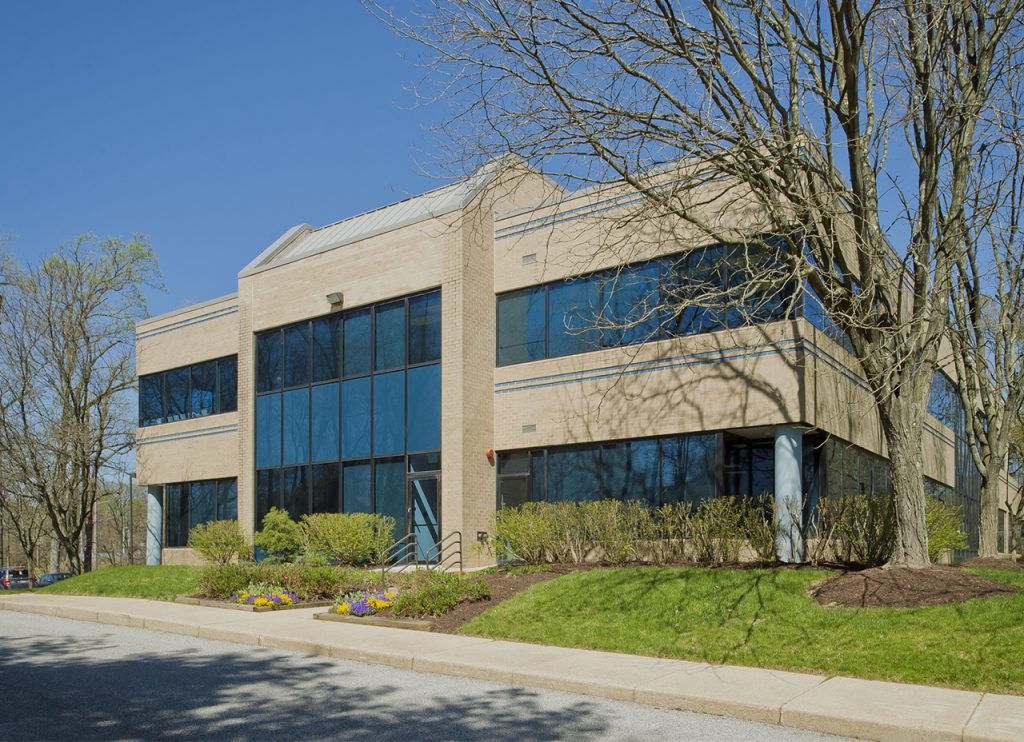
[0,567,31,590]
[36,572,73,588]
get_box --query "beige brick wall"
[136,415,239,485]
[136,294,239,376]
[242,219,448,332]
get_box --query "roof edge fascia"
[136,292,239,329]
[238,223,315,278]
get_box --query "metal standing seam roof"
[240,159,513,277]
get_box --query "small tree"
[253,507,303,563]
[187,520,251,565]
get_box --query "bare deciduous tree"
[0,235,158,573]
[374,0,1024,566]
[945,69,1024,557]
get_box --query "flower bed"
[331,590,396,616]
[229,590,300,608]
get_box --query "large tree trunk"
[978,460,1005,557]
[881,400,931,568]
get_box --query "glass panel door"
[407,475,440,563]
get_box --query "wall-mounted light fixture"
[485,447,495,462]
[326,291,344,307]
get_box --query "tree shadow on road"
[0,629,612,741]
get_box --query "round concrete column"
[774,426,804,562]
[146,486,163,566]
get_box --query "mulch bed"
[958,556,1024,570]
[810,566,1019,609]
[432,567,575,633]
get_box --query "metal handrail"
[379,530,463,583]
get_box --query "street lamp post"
[128,471,135,567]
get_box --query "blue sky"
[0,1,442,316]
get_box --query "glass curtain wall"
[254,290,441,535]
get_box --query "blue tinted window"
[602,443,630,500]
[629,439,660,506]
[282,387,310,465]
[929,371,961,430]
[165,484,185,547]
[600,262,662,347]
[217,479,237,521]
[139,374,163,426]
[547,447,601,502]
[256,469,279,527]
[190,361,217,418]
[256,331,282,392]
[312,463,339,513]
[341,377,371,459]
[164,367,189,422]
[498,452,529,476]
[375,301,406,370]
[548,277,602,358]
[311,382,339,462]
[530,451,546,502]
[409,451,441,473]
[374,459,406,539]
[283,324,309,388]
[343,309,371,377]
[312,317,340,382]
[373,371,404,456]
[497,288,546,365]
[660,437,687,506]
[189,480,217,530]
[343,462,371,513]
[409,291,441,364]
[663,247,728,336]
[217,357,237,413]
[255,393,282,468]
[282,465,308,520]
[407,364,440,453]
[685,435,718,504]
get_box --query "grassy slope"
[37,566,203,601]
[461,566,1024,695]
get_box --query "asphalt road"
[0,611,850,741]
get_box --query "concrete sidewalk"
[0,593,1020,742]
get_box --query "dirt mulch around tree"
[958,556,1024,570]
[810,566,1019,609]
[432,567,575,633]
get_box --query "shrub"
[813,494,895,566]
[392,571,490,618]
[196,562,375,600]
[196,563,273,598]
[926,497,968,562]
[653,503,691,564]
[254,507,303,563]
[742,493,777,564]
[493,502,561,563]
[187,520,251,564]
[283,564,375,600]
[687,496,745,565]
[300,512,396,566]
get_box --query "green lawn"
[36,566,204,601]
[461,566,1024,695]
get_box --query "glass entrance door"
[407,475,440,563]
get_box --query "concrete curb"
[2,594,1023,741]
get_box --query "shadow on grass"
[0,629,611,741]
